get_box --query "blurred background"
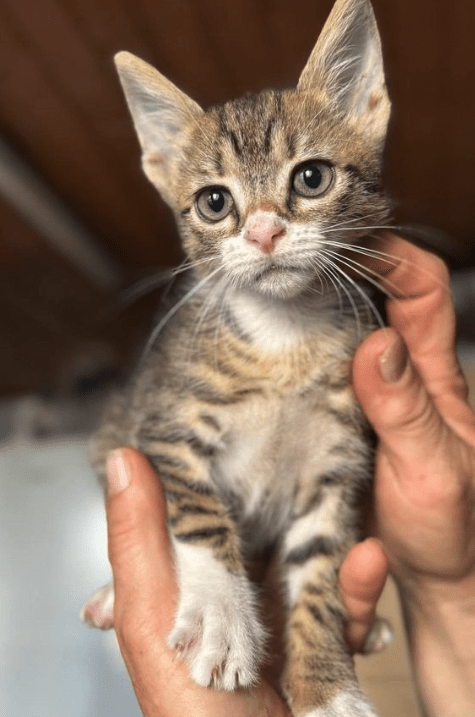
[0,1,474,715]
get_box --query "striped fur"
[88,1,392,714]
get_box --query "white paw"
[169,544,266,690]
[303,689,380,717]
[80,583,115,629]
[362,617,393,655]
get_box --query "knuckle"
[384,380,436,437]
[427,252,450,285]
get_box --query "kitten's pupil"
[208,190,225,213]
[303,166,322,189]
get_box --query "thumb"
[352,328,446,462]
[106,448,177,635]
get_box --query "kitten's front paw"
[302,689,380,717]
[80,583,115,629]
[168,572,266,690]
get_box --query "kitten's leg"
[280,497,380,717]
[159,471,266,690]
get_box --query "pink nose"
[246,213,286,254]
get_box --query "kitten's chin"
[234,266,315,300]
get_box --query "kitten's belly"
[211,392,354,551]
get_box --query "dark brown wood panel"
[380,0,475,239]
[0,197,156,394]
[1,0,474,395]
[0,0,179,266]
[2,0,474,260]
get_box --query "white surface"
[0,436,141,717]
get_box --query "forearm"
[399,579,475,717]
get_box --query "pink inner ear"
[246,212,286,255]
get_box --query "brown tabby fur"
[90,1,392,714]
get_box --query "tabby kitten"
[84,0,393,714]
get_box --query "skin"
[105,234,475,717]
[352,233,475,717]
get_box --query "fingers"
[106,449,177,638]
[353,328,451,461]
[367,233,468,404]
[339,539,389,654]
[355,232,475,438]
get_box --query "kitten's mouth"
[246,261,314,298]
[253,263,303,281]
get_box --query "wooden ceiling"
[1,0,474,395]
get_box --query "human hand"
[352,233,475,598]
[352,233,475,717]
[105,448,388,717]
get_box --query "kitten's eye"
[292,161,333,197]
[196,186,234,222]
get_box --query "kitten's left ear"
[298,0,390,147]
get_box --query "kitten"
[83,0,393,714]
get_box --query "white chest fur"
[227,289,335,353]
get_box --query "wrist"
[398,564,475,619]
[397,573,475,717]
[399,567,475,654]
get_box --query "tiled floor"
[2,351,474,716]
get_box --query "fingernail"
[379,334,409,383]
[107,449,131,496]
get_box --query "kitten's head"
[115,0,391,300]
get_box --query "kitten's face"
[115,0,391,300]
[171,91,390,299]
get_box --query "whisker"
[320,246,410,309]
[119,257,217,306]
[366,232,451,292]
[322,211,391,233]
[170,256,217,276]
[321,243,401,292]
[315,257,364,337]
[321,238,400,266]
[319,250,387,330]
[324,237,449,295]
[118,268,175,306]
[140,266,224,361]
[190,273,229,360]
[326,224,395,233]
[309,256,344,307]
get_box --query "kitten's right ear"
[114,52,203,200]
[298,0,390,147]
